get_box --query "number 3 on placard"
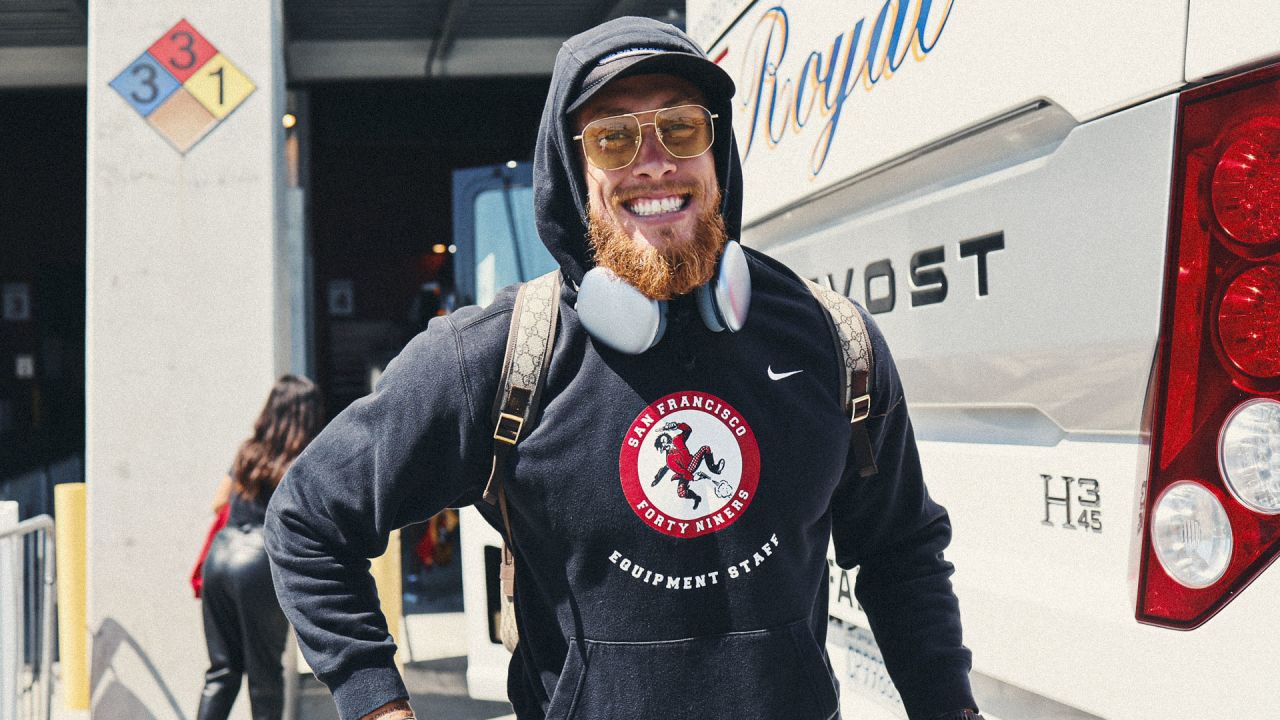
[130,64,158,104]
[169,31,197,71]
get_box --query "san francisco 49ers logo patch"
[620,391,761,538]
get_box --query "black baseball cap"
[567,47,736,114]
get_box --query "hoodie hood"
[533,16,744,286]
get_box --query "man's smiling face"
[574,73,727,299]
[575,73,719,255]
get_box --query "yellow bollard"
[54,483,89,710]
[369,528,404,669]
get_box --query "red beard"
[587,184,729,301]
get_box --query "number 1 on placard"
[209,66,225,105]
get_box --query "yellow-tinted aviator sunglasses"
[574,104,718,171]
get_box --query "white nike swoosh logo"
[767,366,803,381]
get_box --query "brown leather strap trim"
[802,279,877,478]
[482,271,561,505]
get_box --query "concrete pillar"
[85,2,288,718]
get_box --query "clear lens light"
[1152,482,1233,589]
[1220,399,1280,513]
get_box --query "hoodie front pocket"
[546,619,838,720]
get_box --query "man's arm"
[265,313,495,720]
[828,307,977,720]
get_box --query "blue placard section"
[109,52,180,117]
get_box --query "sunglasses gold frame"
[573,104,719,171]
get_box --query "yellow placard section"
[54,483,89,710]
[184,53,256,119]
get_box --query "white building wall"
[85,1,288,717]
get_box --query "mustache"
[611,183,702,205]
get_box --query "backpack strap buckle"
[494,411,525,446]
[850,394,871,424]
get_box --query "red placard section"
[147,19,217,82]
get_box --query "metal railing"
[0,514,55,720]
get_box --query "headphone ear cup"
[695,282,724,332]
[576,267,668,354]
[697,241,752,333]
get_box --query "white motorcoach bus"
[461,3,1280,718]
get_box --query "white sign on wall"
[14,355,35,380]
[327,279,354,317]
[2,283,31,321]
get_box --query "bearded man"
[266,16,983,720]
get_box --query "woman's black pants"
[197,525,289,720]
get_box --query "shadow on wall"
[91,617,187,720]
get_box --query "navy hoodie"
[265,16,975,720]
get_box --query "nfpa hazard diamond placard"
[109,19,256,154]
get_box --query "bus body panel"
[687,1,1280,718]
[693,0,1187,227]
[1186,0,1280,81]
[763,96,1177,440]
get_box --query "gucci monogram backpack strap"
[804,279,878,478]
[483,269,561,507]
[481,269,560,651]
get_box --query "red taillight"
[1218,265,1280,378]
[1137,61,1280,630]
[1211,118,1280,248]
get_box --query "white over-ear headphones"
[575,241,751,354]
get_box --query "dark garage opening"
[306,77,549,417]
[304,76,549,614]
[0,89,87,518]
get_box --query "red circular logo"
[619,391,760,538]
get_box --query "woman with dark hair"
[198,375,324,720]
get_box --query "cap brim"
[567,51,736,115]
